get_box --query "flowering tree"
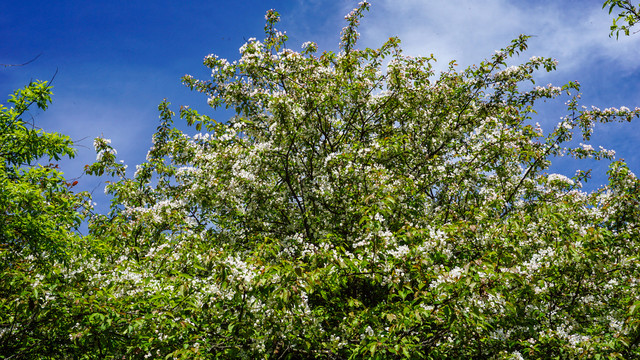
[7,2,640,359]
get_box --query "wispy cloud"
[358,0,639,74]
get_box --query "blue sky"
[2,0,639,214]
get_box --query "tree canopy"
[2,2,640,359]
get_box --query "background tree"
[0,80,89,357]
[0,80,81,263]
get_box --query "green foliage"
[3,2,640,359]
[0,81,89,358]
[0,80,83,264]
[603,0,640,38]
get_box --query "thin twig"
[1,53,43,68]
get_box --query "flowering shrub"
[3,2,640,359]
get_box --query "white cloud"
[358,0,640,74]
